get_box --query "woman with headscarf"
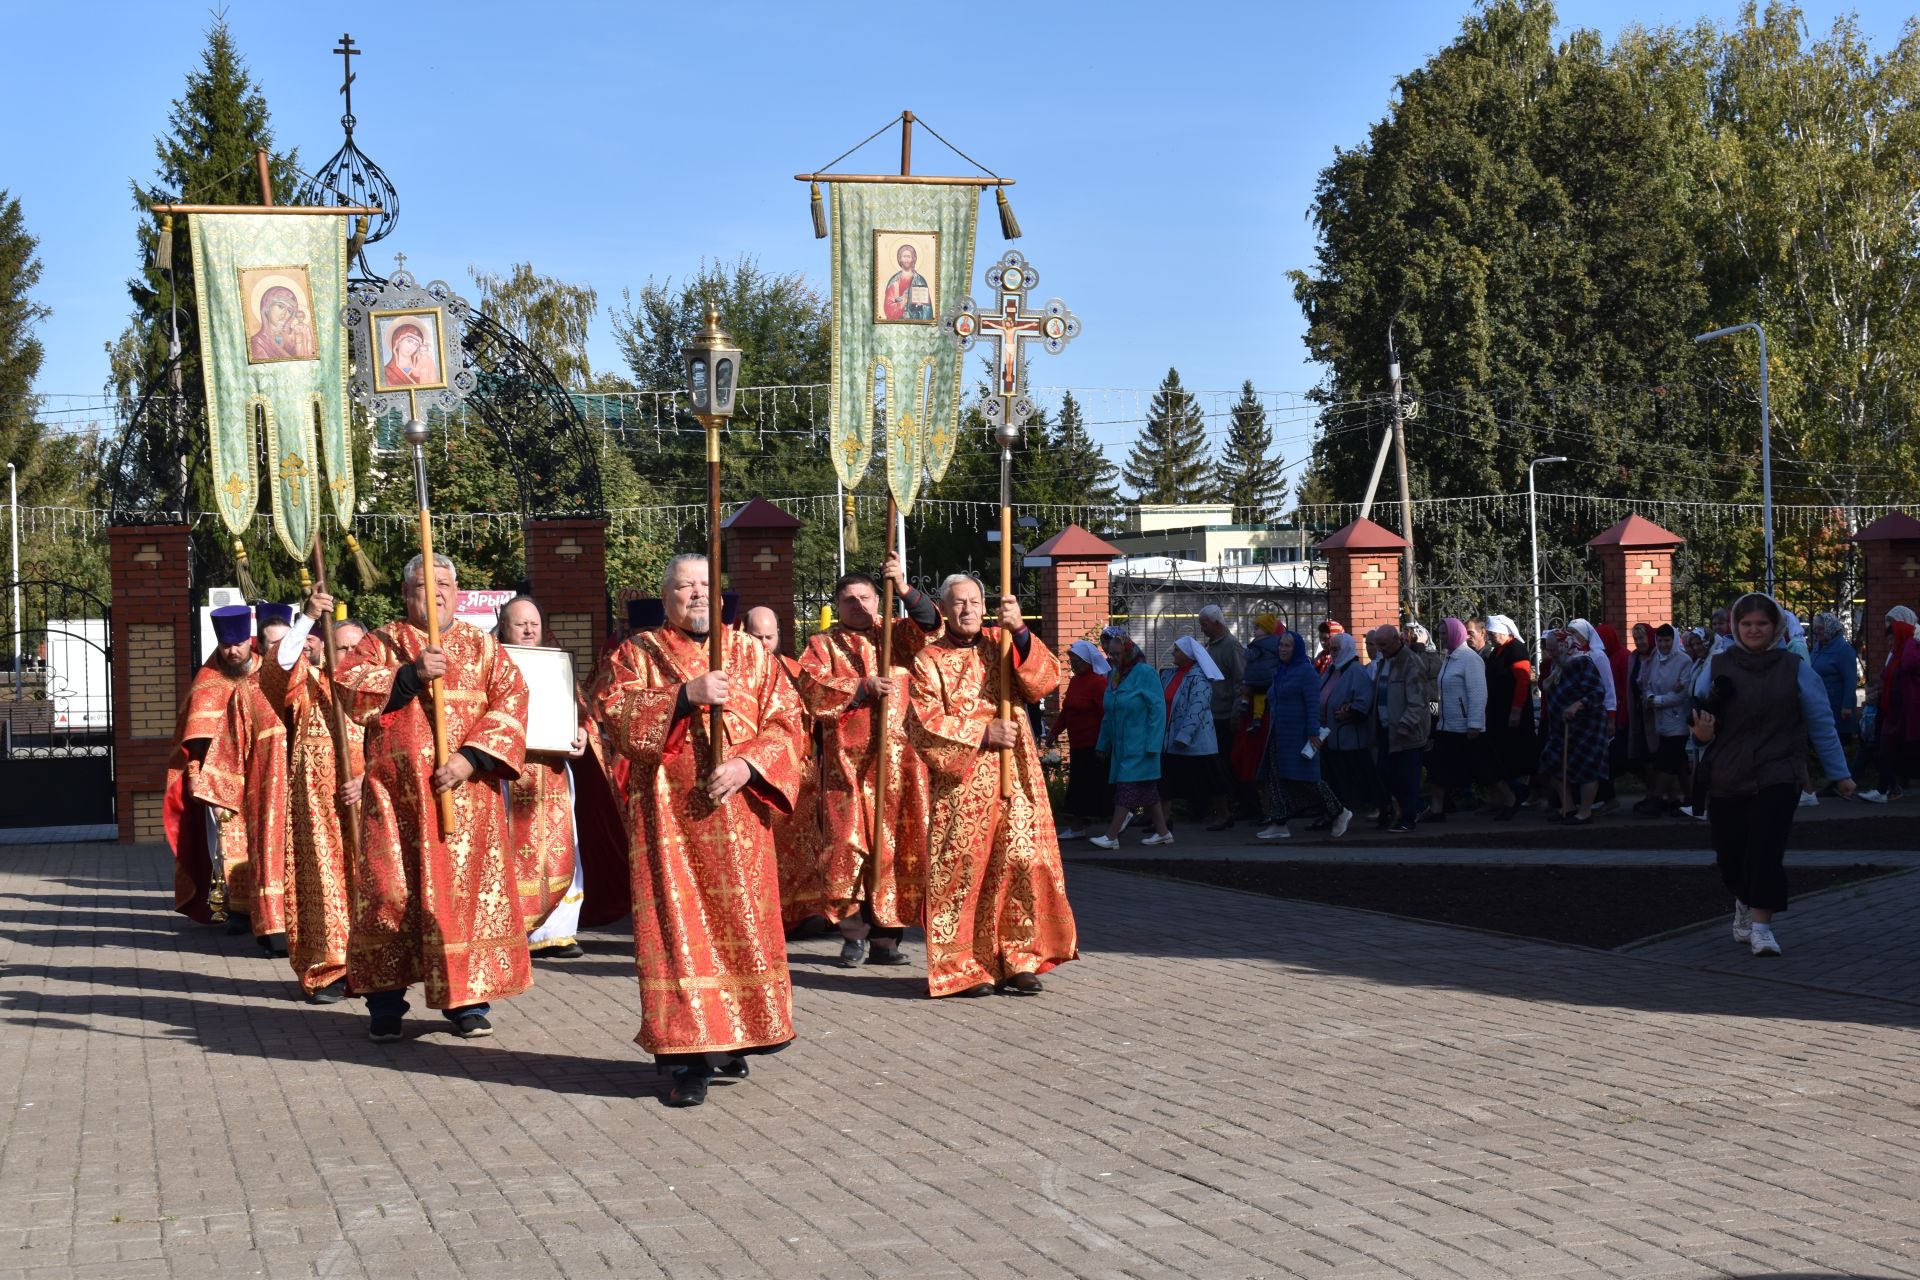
[1318,630,1376,819]
[1089,628,1172,848]
[1536,628,1610,823]
[1636,624,1694,814]
[1625,622,1656,783]
[1314,619,1345,675]
[1158,634,1221,826]
[1479,616,1534,819]
[1861,604,1920,802]
[1231,613,1283,786]
[1255,628,1353,839]
[1691,593,1853,955]
[1807,613,1860,784]
[1050,639,1111,839]
[1422,618,1487,822]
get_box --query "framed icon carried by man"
[371,307,449,393]
[873,230,938,324]
[238,265,319,364]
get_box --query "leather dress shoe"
[959,983,996,997]
[1001,973,1044,996]
[667,1067,711,1107]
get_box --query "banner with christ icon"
[189,212,352,560]
[829,182,979,512]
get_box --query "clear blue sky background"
[8,0,1915,469]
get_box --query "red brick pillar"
[1588,514,1684,641]
[1316,518,1407,661]
[108,525,194,844]
[522,517,609,678]
[721,498,802,657]
[1852,511,1920,687]
[1032,524,1123,654]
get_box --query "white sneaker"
[1140,832,1175,846]
[1087,835,1120,850]
[1798,791,1819,807]
[1749,921,1781,957]
[1732,900,1752,944]
[1857,789,1889,804]
[1255,824,1290,840]
[1057,826,1084,841]
[1330,808,1353,838]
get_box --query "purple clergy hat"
[210,604,253,646]
[721,592,741,627]
[626,597,665,630]
[255,602,296,630]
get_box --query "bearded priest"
[593,553,805,1109]
[908,575,1078,998]
[333,552,532,1043]
[164,604,260,929]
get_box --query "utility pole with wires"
[1386,328,1418,615]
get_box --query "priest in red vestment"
[798,555,940,967]
[594,554,805,1108]
[743,606,830,936]
[164,604,259,928]
[908,575,1078,997]
[333,553,532,1042]
[198,602,299,957]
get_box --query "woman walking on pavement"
[1479,616,1535,819]
[1319,630,1377,821]
[1537,629,1610,824]
[1051,640,1110,840]
[1690,592,1854,956]
[1159,636,1222,827]
[1089,627,1172,849]
[1423,618,1487,822]
[1256,628,1353,840]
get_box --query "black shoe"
[307,979,348,1005]
[866,943,911,966]
[667,1067,711,1107]
[533,941,585,958]
[369,1016,404,1043]
[259,932,289,958]
[959,983,996,997]
[715,1056,749,1080]
[224,913,252,936]
[452,1013,493,1038]
[1385,822,1417,834]
[1000,973,1044,996]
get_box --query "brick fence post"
[1316,518,1408,661]
[1851,511,1920,687]
[108,525,193,844]
[522,517,609,678]
[1032,524,1122,655]
[721,498,803,657]
[1588,514,1685,640]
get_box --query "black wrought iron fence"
[1108,563,1329,670]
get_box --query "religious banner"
[829,182,978,512]
[189,213,352,561]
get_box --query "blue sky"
[9,0,1916,469]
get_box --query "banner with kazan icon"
[189,213,352,560]
[829,183,979,513]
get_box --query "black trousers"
[1707,781,1799,912]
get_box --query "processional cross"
[943,250,1081,796]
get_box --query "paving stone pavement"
[2,841,1918,1280]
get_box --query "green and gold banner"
[829,182,977,512]
[189,212,351,561]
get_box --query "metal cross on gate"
[943,250,1081,431]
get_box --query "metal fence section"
[1108,563,1329,669]
[1412,546,1602,639]
[0,579,115,827]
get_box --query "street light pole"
[1529,455,1568,646]
[1694,322,1773,595]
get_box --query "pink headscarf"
[1443,617,1468,653]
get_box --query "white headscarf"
[1068,638,1110,675]
[1327,631,1358,669]
[1485,614,1521,641]
[1173,634,1224,681]
[1568,617,1617,710]
[1889,605,1918,626]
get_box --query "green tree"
[1214,380,1284,524]
[1122,368,1212,503]
[1013,389,1120,537]
[470,262,600,391]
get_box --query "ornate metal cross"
[943,250,1081,432]
[334,34,360,127]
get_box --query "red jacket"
[1055,671,1107,747]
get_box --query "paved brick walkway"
[3,842,1918,1279]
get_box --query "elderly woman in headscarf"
[1537,627,1611,823]
[1158,634,1222,826]
[1318,628,1376,819]
[1255,627,1353,839]
[1861,604,1920,802]
[1048,638,1111,839]
[1569,618,1623,809]
[1089,627,1172,848]
[1479,616,1534,819]
[1691,593,1853,955]
[1231,613,1284,788]
[1422,617,1487,822]
[1636,623,1695,814]
[1806,612,1860,771]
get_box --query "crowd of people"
[162,552,1076,1109]
[1045,597,1913,959]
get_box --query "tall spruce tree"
[1214,380,1284,524]
[1122,367,1212,503]
[1015,389,1121,534]
[0,192,68,506]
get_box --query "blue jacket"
[1264,658,1323,782]
[1094,660,1164,783]
[1320,658,1375,752]
[1241,631,1282,694]
[1809,638,1859,737]
[1161,667,1217,755]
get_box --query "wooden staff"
[403,393,455,836]
[997,441,1015,798]
[706,417,725,773]
[872,495,899,860]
